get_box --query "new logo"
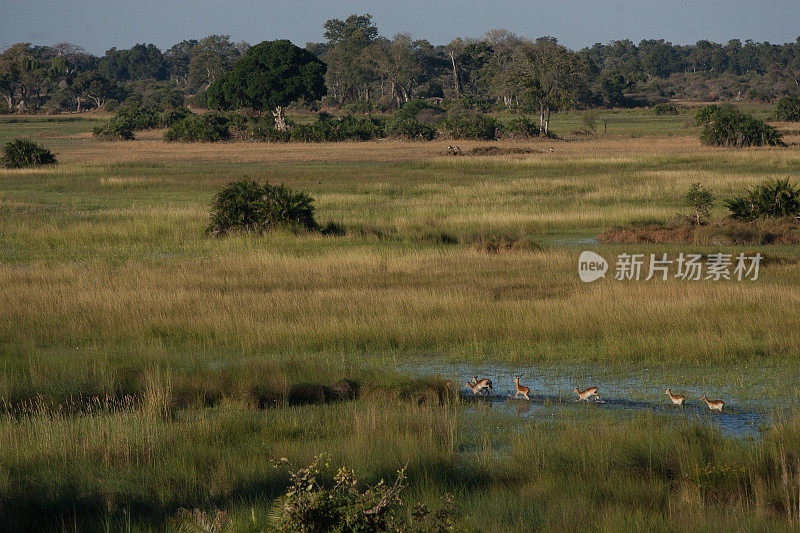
[578,251,608,282]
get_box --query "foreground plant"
[726,178,800,221]
[695,104,784,147]
[268,454,454,532]
[685,182,714,225]
[207,179,318,236]
[1,138,57,168]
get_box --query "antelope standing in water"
[465,376,493,396]
[573,386,599,401]
[513,376,530,400]
[700,394,724,412]
[664,389,686,407]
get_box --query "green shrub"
[267,455,454,533]
[114,103,159,130]
[505,115,540,138]
[696,104,784,147]
[251,117,291,142]
[157,107,191,128]
[1,139,57,168]
[385,116,436,140]
[164,112,233,142]
[91,103,160,140]
[92,119,135,140]
[653,103,678,115]
[726,178,800,221]
[442,107,499,140]
[772,95,800,121]
[386,100,438,140]
[685,182,715,225]
[693,104,719,126]
[289,113,384,142]
[207,179,318,236]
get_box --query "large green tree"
[187,35,242,91]
[321,14,378,102]
[504,37,586,133]
[72,70,117,109]
[206,40,326,130]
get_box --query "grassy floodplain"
[2,107,800,530]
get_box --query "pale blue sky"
[2,0,799,54]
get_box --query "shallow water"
[399,361,799,438]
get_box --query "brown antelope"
[465,377,492,395]
[513,376,530,400]
[700,394,724,412]
[573,386,599,401]
[664,388,686,407]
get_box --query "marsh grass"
[2,112,800,530]
[3,399,799,531]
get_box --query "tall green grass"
[2,399,799,531]
[2,113,800,530]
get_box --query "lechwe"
[665,388,686,407]
[513,376,530,400]
[573,386,599,401]
[700,394,724,412]
[465,377,493,396]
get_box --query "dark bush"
[695,104,784,147]
[114,103,159,130]
[772,95,800,122]
[164,112,234,142]
[505,115,540,138]
[653,103,679,115]
[92,119,135,140]
[207,179,318,236]
[726,178,800,220]
[157,107,191,128]
[442,107,499,140]
[289,113,383,142]
[693,104,719,125]
[251,117,291,142]
[386,100,438,140]
[92,103,160,140]
[1,139,57,168]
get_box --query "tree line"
[3,13,800,115]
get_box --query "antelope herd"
[465,375,725,412]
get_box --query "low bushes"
[653,103,679,115]
[207,179,317,236]
[164,112,237,142]
[695,104,784,147]
[504,115,540,138]
[250,117,292,142]
[92,119,135,140]
[385,100,437,140]
[1,138,57,168]
[157,106,191,128]
[441,106,499,140]
[772,95,800,121]
[93,103,167,140]
[726,178,800,220]
[289,113,384,142]
[115,103,159,130]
